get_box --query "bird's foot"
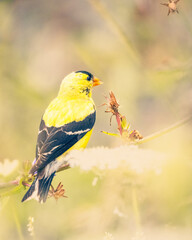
[48,182,67,200]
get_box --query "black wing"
[30,111,96,175]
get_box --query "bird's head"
[58,71,102,98]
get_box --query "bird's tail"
[21,172,55,203]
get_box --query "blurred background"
[0,0,192,239]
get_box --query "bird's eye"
[86,75,92,81]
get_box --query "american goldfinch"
[22,71,102,203]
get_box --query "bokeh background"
[0,0,192,239]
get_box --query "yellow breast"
[43,97,95,127]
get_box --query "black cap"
[75,70,93,81]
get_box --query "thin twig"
[57,163,71,173]
[0,180,19,189]
[87,0,140,64]
[131,187,141,229]
[0,163,70,192]
[11,202,24,240]
[136,115,192,144]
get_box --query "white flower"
[131,231,147,240]
[66,145,166,174]
[103,232,114,240]
[92,176,99,186]
[113,207,127,218]
[0,159,19,176]
[27,216,34,236]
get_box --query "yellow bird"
[22,71,102,203]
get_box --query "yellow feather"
[43,98,95,127]
[43,72,96,127]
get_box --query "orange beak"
[93,76,103,87]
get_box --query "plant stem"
[131,186,141,229]
[116,114,123,135]
[0,180,19,189]
[87,0,140,64]
[136,115,192,145]
[180,13,192,36]
[11,202,24,240]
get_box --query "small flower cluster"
[113,207,127,218]
[27,216,34,236]
[0,159,18,177]
[131,231,147,240]
[103,232,114,240]
[161,0,180,16]
[102,91,143,143]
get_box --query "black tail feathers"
[21,172,55,203]
[21,177,38,202]
[38,172,55,203]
